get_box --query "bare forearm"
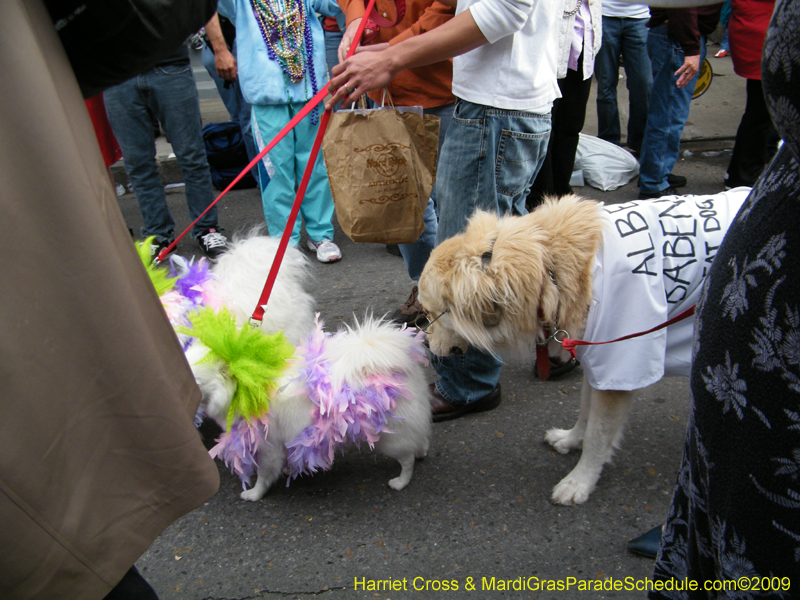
[327,9,487,107]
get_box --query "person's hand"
[215,47,238,82]
[337,18,378,63]
[326,48,395,109]
[675,54,700,89]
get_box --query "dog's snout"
[449,346,464,355]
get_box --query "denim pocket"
[495,127,550,197]
[154,63,193,77]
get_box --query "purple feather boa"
[284,320,428,482]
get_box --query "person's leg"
[149,63,218,237]
[620,17,652,153]
[526,96,558,208]
[437,100,551,244]
[638,28,700,196]
[432,100,550,405]
[397,102,453,282]
[398,198,437,281]
[103,567,159,600]
[595,17,624,146]
[251,104,302,244]
[292,104,336,245]
[547,56,593,196]
[103,76,174,242]
[726,78,780,187]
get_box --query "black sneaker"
[639,186,679,200]
[391,285,428,327]
[150,238,175,263]
[198,228,228,259]
[667,173,687,188]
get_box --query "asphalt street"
[115,44,748,600]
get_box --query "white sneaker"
[306,238,342,263]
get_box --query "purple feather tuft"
[209,415,270,489]
[170,256,213,305]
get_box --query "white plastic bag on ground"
[573,133,639,191]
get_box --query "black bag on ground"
[202,121,257,190]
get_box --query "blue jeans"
[595,16,652,152]
[202,42,260,183]
[435,100,550,243]
[104,63,218,241]
[638,26,706,194]
[398,101,455,281]
[432,99,551,404]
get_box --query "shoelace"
[203,232,227,249]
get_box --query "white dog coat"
[577,188,750,391]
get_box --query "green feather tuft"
[178,306,295,429]
[136,237,177,296]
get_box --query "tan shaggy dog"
[417,192,747,505]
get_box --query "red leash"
[560,304,697,359]
[154,85,329,265]
[246,0,378,325]
[249,107,332,325]
[535,305,696,381]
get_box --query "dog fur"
[186,235,432,501]
[417,193,742,505]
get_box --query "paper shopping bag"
[322,106,439,244]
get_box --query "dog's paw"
[550,475,594,506]
[545,428,582,454]
[388,475,412,490]
[240,487,266,502]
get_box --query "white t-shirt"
[601,0,650,19]
[453,0,561,112]
[577,189,750,390]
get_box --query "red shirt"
[729,0,775,80]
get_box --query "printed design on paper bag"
[355,143,417,204]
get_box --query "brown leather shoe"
[390,285,428,327]
[429,383,502,423]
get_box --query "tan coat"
[0,1,220,598]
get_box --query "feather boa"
[284,318,427,482]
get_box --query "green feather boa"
[179,307,295,429]
[136,237,177,296]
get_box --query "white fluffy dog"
[417,191,750,505]
[183,234,432,501]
